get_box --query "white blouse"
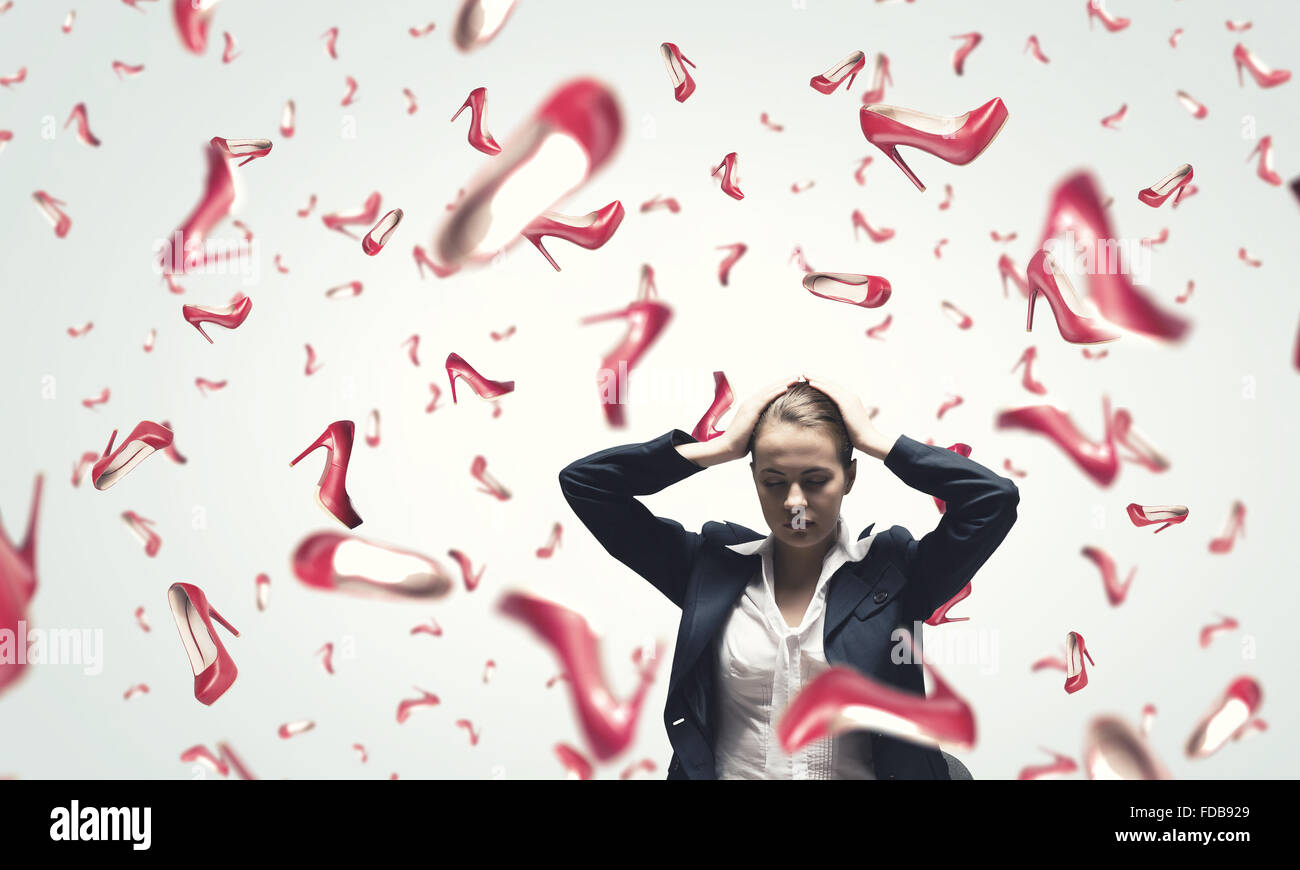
[713,515,878,779]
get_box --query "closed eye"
[764,479,828,488]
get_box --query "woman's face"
[750,421,855,549]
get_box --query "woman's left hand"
[801,374,895,459]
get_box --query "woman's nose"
[784,485,806,510]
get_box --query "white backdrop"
[0,0,1296,779]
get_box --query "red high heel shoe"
[434,78,622,268]
[363,208,404,255]
[173,0,219,53]
[1039,172,1190,342]
[809,50,865,94]
[951,33,982,76]
[859,53,891,104]
[445,352,515,403]
[121,510,162,557]
[1110,407,1168,471]
[998,253,1030,299]
[996,396,1118,486]
[450,87,503,155]
[859,97,1009,192]
[1086,0,1130,32]
[1138,163,1193,207]
[32,191,72,237]
[1084,715,1172,779]
[580,299,673,427]
[289,421,363,529]
[1081,545,1134,606]
[1247,136,1282,186]
[659,42,697,102]
[322,191,382,239]
[850,209,895,243]
[292,531,454,599]
[1025,249,1122,344]
[1233,42,1291,88]
[92,421,174,491]
[498,590,663,760]
[0,474,42,694]
[711,151,744,200]
[1208,500,1245,554]
[925,581,972,626]
[1064,630,1095,694]
[1185,677,1262,759]
[1126,503,1188,533]
[1010,345,1047,394]
[520,200,625,270]
[452,0,518,52]
[182,294,252,343]
[691,370,733,442]
[802,272,891,308]
[209,136,272,166]
[776,631,976,753]
[716,243,747,286]
[167,582,238,705]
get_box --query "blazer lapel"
[667,542,757,700]
[668,519,887,700]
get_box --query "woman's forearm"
[860,429,900,462]
[674,438,737,468]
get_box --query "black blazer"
[558,428,1019,780]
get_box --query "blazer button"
[873,590,889,604]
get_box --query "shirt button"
[874,590,889,604]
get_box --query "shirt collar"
[724,514,876,564]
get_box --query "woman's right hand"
[710,377,803,463]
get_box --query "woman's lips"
[784,521,815,527]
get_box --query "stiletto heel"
[1010,346,1047,394]
[996,395,1119,486]
[207,603,238,636]
[1126,503,1189,533]
[289,421,363,529]
[859,53,891,104]
[445,352,516,403]
[711,152,744,200]
[1247,136,1282,186]
[1025,249,1122,344]
[998,253,1029,298]
[450,87,503,155]
[92,421,174,491]
[209,137,272,167]
[802,272,891,308]
[860,98,1009,192]
[1064,630,1095,694]
[1086,0,1130,33]
[1232,42,1291,88]
[519,200,625,271]
[884,145,923,192]
[182,294,252,344]
[809,50,865,95]
[1137,163,1194,207]
[168,582,239,706]
[659,42,698,102]
[580,299,673,427]
[1208,500,1245,553]
[433,78,622,268]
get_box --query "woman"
[558,375,1019,779]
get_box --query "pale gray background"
[0,0,1296,779]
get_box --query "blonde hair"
[747,382,853,471]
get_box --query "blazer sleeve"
[558,428,709,609]
[880,435,1020,621]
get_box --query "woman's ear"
[844,458,857,493]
